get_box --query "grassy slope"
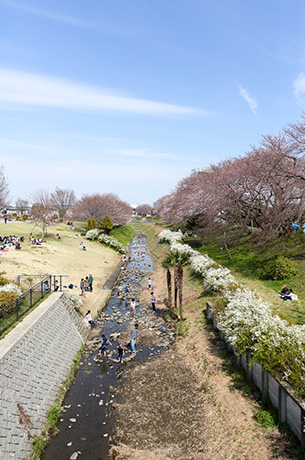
[0,220,120,288]
[196,227,305,324]
[111,223,138,248]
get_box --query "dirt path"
[110,228,300,460]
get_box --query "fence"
[0,276,52,336]
[206,301,305,447]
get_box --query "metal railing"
[0,275,52,336]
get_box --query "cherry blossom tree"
[156,126,305,237]
[136,204,154,217]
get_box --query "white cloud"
[0,69,204,117]
[293,73,305,104]
[105,148,175,160]
[0,0,99,29]
[238,84,258,114]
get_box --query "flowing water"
[42,233,173,460]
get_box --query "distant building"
[130,204,138,217]
[191,167,211,174]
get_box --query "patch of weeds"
[46,401,61,430]
[255,398,278,431]
[175,319,189,337]
[255,409,277,430]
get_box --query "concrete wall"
[0,292,88,460]
[206,302,305,447]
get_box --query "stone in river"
[70,453,79,460]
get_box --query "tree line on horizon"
[0,176,132,231]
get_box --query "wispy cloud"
[106,148,175,160]
[0,0,99,30]
[0,69,204,117]
[293,73,305,104]
[238,84,258,114]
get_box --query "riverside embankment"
[0,292,88,460]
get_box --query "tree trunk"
[178,266,183,320]
[174,267,179,310]
[167,269,172,311]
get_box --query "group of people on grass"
[29,233,45,245]
[0,235,24,251]
[79,274,93,297]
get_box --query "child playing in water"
[130,298,136,317]
[98,334,112,357]
[117,342,124,363]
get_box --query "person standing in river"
[98,334,112,356]
[129,323,139,352]
[130,298,136,317]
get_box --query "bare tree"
[0,166,9,209]
[30,189,52,236]
[50,187,76,221]
[15,198,29,215]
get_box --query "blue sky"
[1,0,305,206]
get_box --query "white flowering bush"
[190,253,215,275]
[98,234,125,253]
[158,229,183,244]
[64,290,83,307]
[217,288,273,351]
[0,283,22,297]
[203,267,236,291]
[170,242,197,258]
[217,288,305,397]
[86,229,99,240]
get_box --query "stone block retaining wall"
[0,292,88,460]
[206,302,305,447]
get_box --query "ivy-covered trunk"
[174,267,179,310]
[178,266,183,320]
[167,268,172,311]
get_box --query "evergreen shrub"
[264,256,295,280]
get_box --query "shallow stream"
[42,233,174,460]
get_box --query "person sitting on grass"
[280,285,289,295]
